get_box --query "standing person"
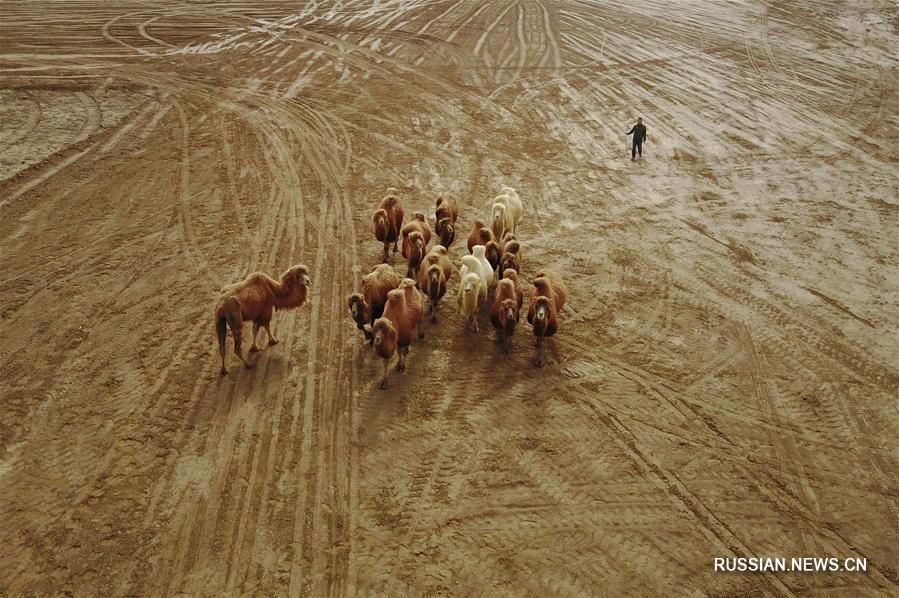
[626,117,647,160]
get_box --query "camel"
[215,264,311,374]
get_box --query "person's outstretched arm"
[626,127,634,135]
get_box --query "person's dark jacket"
[626,123,647,143]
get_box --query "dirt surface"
[1,1,897,596]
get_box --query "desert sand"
[1,1,897,595]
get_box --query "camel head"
[428,267,441,287]
[285,264,311,288]
[270,265,311,311]
[485,241,500,269]
[427,267,442,298]
[437,217,454,245]
[491,202,506,223]
[409,231,424,252]
[348,293,367,325]
[501,299,518,333]
[534,296,550,322]
[501,252,517,274]
[462,272,479,295]
[372,318,394,348]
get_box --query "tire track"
[691,262,899,393]
[1,90,102,206]
[0,90,41,157]
[575,398,797,597]
[172,99,221,288]
[159,93,324,595]
[738,323,824,583]
[288,192,332,598]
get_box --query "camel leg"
[382,241,389,263]
[250,322,261,352]
[534,336,545,367]
[393,239,399,253]
[265,323,279,347]
[378,359,389,389]
[233,325,254,369]
[431,301,438,324]
[396,348,406,372]
[217,317,228,375]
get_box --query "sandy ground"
[1,1,897,595]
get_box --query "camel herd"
[214,186,566,387]
[353,185,568,387]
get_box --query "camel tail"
[216,313,228,357]
[216,296,244,373]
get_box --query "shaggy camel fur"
[373,189,404,262]
[499,237,521,277]
[502,268,524,310]
[491,278,521,355]
[347,263,400,343]
[435,195,459,248]
[419,245,454,324]
[458,271,486,332]
[467,219,491,252]
[215,265,311,374]
[526,270,567,367]
[401,211,432,259]
[467,220,500,271]
[405,230,427,280]
[373,278,423,388]
[489,188,523,241]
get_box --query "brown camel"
[214,264,311,374]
